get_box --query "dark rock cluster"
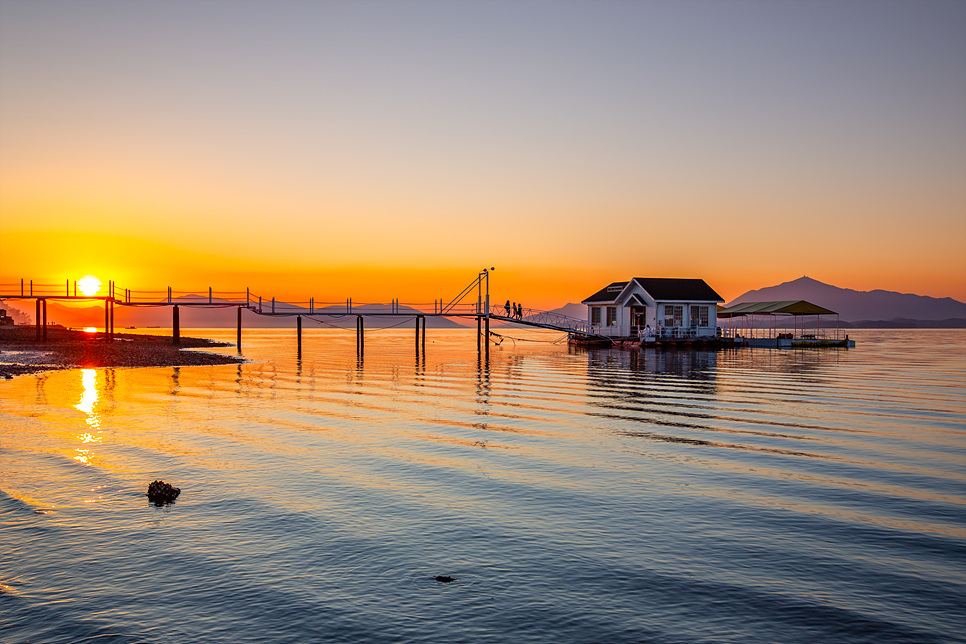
[434,575,456,583]
[147,480,181,505]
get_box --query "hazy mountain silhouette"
[729,276,966,323]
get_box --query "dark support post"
[297,315,302,357]
[109,300,114,341]
[415,316,420,355]
[42,300,47,342]
[356,316,364,355]
[35,299,41,340]
[485,315,490,357]
[104,301,109,341]
[477,316,481,351]
[173,305,181,345]
[421,316,426,353]
[237,306,242,351]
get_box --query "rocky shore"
[0,326,242,378]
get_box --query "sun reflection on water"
[73,369,101,464]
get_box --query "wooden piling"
[173,305,180,345]
[42,300,47,342]
[415,316,420,355]
[297,315,302,357]
[356,315,364,355]
[35,299,41,341]
[421,315,426,353]
[104,300,109,341]
[109,300,114,341]
[237,306,242,351]
[477,316,481,351]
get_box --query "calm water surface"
[1,328,964,643]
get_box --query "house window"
[664,305,683,327]
[606,307,617,326]
[591,307,601,325]
[690,305,709,327]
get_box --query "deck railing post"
[272,297,275,314]
[168,287,172,304]
[209,287,212,304]
[247,288,250,308]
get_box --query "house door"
[630,306,646,333]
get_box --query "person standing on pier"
[505,300,511,317]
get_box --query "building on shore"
[580,278,725,342]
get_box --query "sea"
[1,328,964,644]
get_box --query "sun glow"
[77,275,102,296]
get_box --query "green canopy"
[717,300,837,318]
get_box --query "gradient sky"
[2,0,964,306]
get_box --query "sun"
[77,275,102,297]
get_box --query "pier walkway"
[0,273,601,355]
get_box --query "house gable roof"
[631,278,723,303]
[581,281,629,304]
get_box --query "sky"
[1,0,964,307]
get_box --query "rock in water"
[434,575,456,583]
[147,480,181,505]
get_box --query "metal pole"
[485,314,489,357]
[173,305,180,345]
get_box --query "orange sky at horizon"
[2,1,964,307]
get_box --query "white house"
[580,278,724,338]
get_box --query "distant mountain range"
[728,276,966,327]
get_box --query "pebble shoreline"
[0,327,242,378]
